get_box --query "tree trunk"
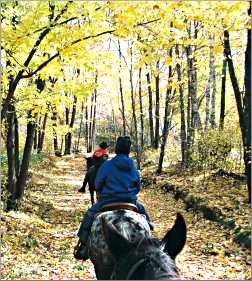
[205,37,217,129]
[243,4,251,203]
[60,136,64,155]
[88,92,94,152]
[36,116,42,151]
[64,134,71,155]
[186,21,201,162]
[111,108,118,145]
[157,87,174,174]
[16,111,37,199]
[14,113,20,176]
[6,105,18,210]
[224,16,251,203]
[76,101,84,151]
[154,60,160,149]
[1,72,23,121]
[210,40,216,128]
[52,111,60,156]
[91,76,97,149]
[175,45,187,167]
[205,77,211,128]
[118,40,126,135]
[138,68,144,147]
[190,51,201,131]
[157,48,174,173]
[33,119,38,150]
[186,45,192,161]
[219,55,227,130]
[37,113,47,153]
[85,102,89,152]
[65,95,77,155]
[146,70,154,147]
[130,46,140,169]
[119,77,126,136]
[64,93,70,155]
[191,22,201,133]
[224,30,244,133]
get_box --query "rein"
[125,258,147,279]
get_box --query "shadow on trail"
[23,196,85,225]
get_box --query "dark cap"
[99,141,109,149]
[115,136,131,155]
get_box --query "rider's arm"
[134,169,141,192]
[95,164,107,192]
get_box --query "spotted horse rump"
[87,209,187,280]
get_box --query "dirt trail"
[1,155,251,280]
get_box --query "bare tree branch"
[1,47,22,68]
[136,18,161,27]
[22,1,74,68]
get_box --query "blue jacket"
[95,154,140,203]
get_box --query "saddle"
[100,202,138,213]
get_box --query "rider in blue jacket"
[74,136,153,260]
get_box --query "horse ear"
[162,213,187,259]
[102,217,133,258]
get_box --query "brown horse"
[79,156,107,205]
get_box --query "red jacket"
[92,148,109,158]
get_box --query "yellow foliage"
[164,56,173,66]
[213,45,223,54]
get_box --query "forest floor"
[1,155,251,280]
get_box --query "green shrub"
[192,128,233,170]
[30,152,47,165]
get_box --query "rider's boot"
[78,186,86,193]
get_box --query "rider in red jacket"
[92,145,109,158]
[91,142,109,166]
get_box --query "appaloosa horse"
[86,210,187,280]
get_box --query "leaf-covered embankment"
[140,163,251,279]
